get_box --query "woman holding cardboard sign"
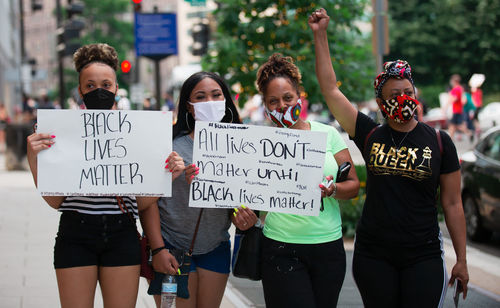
[26,43,180,308]
[147,71,258,308]
[255,53,360,307]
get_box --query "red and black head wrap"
[373,60,415,98]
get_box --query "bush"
[484,92,500,104]
[417,85,446,109]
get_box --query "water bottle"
[161,274,177,308]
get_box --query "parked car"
[460,126,500,241]
[423,107,448,129]
[478,102,500,131]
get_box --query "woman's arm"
[320,149,359,200]
[440,170,469,299]
[309,8,358,137]
[27,132,65,208]
[136,197,179,275]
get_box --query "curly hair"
[73,43,118,73]
[256,53,302,95]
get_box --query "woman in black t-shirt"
[309,8,469,308]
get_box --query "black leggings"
[261,237,346,308]
[352,241,447,308]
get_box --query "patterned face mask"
[265,98,302,128]
[380,94,419,123]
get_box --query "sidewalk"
[1,153,499,308]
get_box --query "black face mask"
[83,88,116,110]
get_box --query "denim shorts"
[158,240,231,274]
[148,240,230,295]
[53,211,141,269]
[451,113,464,125]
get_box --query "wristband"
[151,246,166,256]
[328,182,337,197]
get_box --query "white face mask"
[189,100,226,122]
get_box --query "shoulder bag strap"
[363,125,381,158]
[435,128,443,156]
[117,196,135,223]
[188,209,204,256]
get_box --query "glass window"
[482,131,500,162]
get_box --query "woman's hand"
[308,8,330,32]
[26,132,55,186]
[231,205,258,231]
[165,151,185,181]
[319,175,335,198]
[449,260,469,299]
[184,164,199,185]
[27,133,55,158]
[152,249,179,276]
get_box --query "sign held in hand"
[37,109,173,197]
[189,122,327,216]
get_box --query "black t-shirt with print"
[352,112,460,247]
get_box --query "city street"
[0,132,499,307]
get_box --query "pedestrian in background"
[0,103,9,152]
[26,43,180,308]
[470,73,485,137]
[463,85,476,142]
[256,53,359,308]
[448,74,471,141]
[147,71,258,308]
[310,8,468,307]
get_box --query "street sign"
[185,0,206,6]
[134,13,178,60]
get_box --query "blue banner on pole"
[134,13,178,60]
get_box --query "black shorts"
[54,211,141,269]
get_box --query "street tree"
[387,0,500,102]
[64,0,134,97]
[203,0,374,107]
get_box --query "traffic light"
[191,23,209,56]
[57,2,85,57]
[133,0,142,12]
[31,0,43,11]
[67,2,84,19]
[121,60,132,73]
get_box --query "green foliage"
[417,84,445,109]
[484,92,500,105]
[63,0,134,98]
[339,164,366,238]
[387,0,500,94]
[202,0,374,106]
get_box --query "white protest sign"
[189,122,327,216]
[37,109,172,196]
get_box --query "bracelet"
[329,182,337,197]
[151,246,167,256]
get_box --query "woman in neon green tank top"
[255,53,360,308]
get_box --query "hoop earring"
[226,108,234,123]
[185,113,192,131]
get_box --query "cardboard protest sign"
[37,109,172,196]
[189,122,327,216]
